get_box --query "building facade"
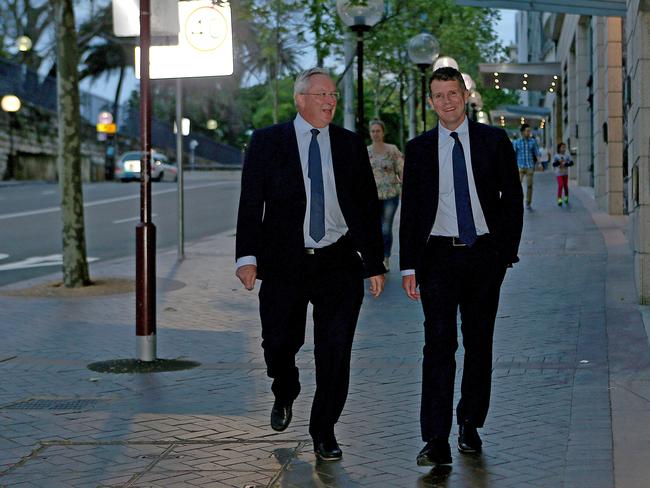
[513,2,650,302]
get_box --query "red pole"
[136,0,156,361]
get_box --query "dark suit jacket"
[236,120,385,280]
[399,120,523,274]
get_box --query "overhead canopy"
[490,105,551,128]
[479,62,561,93]
[455,0,626,17]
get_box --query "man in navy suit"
[400,67,523,467]
[235,68,386,462]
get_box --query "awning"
[490,105,551,128]
[479,62,561,93]
[455,0,626,17]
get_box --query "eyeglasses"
[301,92,340,100]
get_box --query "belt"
[427,234,491,248]
[305,236,350,256]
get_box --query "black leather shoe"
[458,422,482,453]
[416,439,452,467]
[270,399,293,432]
[314,437,343,462]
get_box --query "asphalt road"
[0,171,242,286]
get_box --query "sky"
[495,9,517,46]
[80,8,518,108]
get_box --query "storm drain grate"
[2,398,103,410]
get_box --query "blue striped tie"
[308,129,325,242]
[450,131,477,246]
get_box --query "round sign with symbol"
[184,6,228,52]
[98,111,113,125]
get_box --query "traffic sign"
[98,111,113,125]
[135,0,233,79]
[96,123,117,134]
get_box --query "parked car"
[114,151,178,182]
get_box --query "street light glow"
[1,94,21,112]
[17,36,32,52]
[462,73,476,91]
[433,56,459,71]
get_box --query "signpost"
[113,0,233,362]
[96,111,117,180]
[136,0,233,267]
[135,0,156,362]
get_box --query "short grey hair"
[294,67,331,97]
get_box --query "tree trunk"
[373,73,381,120]
[399,74,405,150]
[272,5,280,124]
[55,0,91,287]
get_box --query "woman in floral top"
[368,120,404,271]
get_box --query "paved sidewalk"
[0,171,649,487]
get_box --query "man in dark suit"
[235,67,386,462]
[400,67,523,467]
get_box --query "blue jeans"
[380,195,400,258]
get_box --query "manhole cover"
[2,398,102,410]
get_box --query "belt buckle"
[305,248,315,255]
[452,237,466,247]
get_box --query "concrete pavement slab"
[0,172,647,486]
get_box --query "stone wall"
[0,103,133,182]
[626,1,650,302]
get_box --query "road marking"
[113,213,158,224]
[0,254,8,261]
[0,181,234,221]
[41,190,56,195]
[0,254,99,272]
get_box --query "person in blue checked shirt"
[512,123,540,210]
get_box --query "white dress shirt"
[401,118,489,277]
[236,114,348,269]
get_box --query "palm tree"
[80,39,132,131]
[244,0,305,123]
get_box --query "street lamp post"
[17,36,32,90]
[467,89,483,122]
[336,0,384,139]
[2,94,21,180]
[408,33,440,134]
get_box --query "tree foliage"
[0,0,53,72]
[0,0,517,150]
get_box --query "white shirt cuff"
[401,269,415,277]
[236,256,257,269]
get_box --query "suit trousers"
[418,235,507,441]
[258,241,364,441]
